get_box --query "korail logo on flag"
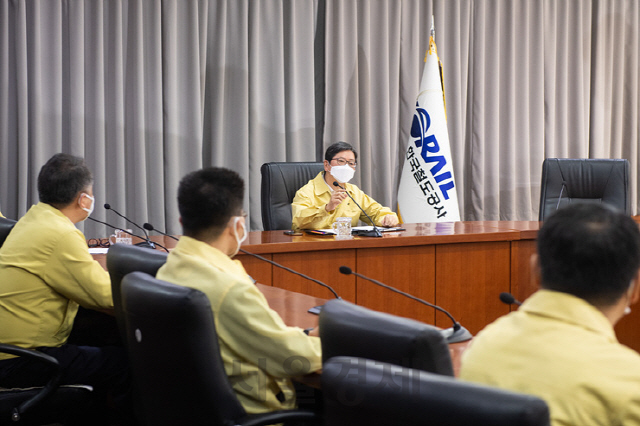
[397,32,460,223]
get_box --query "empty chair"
[322,356,550,426]
[538,158,630,221]
[120,271,317,426]
[260,162,324,230]
[319,299,454,376]
[0,217,16,248]
[106,244,168,338]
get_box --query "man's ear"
[323,160,331,173]
[76,192,89,211]
[630,270,640,304]
[530,253,542,289]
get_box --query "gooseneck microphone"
[332,181,382,237]
[499,292,522,306]
[104,204,155,249]
[339,266,472,343]
[87,217,169,252]
[143,222,179,242]
[239,248,340,314]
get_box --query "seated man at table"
[157,167,322,414]
[0,153,132,423]
[460,203,640,425]
[291,141,399,230]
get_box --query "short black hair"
[325,142,358,162]
[37,153,93,208]
[177,167,245,240]
[537,203,640,306]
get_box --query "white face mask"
[80,193,95,217]
[331,164,355,184]
[232,216,247,257]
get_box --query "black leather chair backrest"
[106,244,168,339]
[538,158,630,221]
[319,299,454,376]
[121,272,246,425]
[121,272,315,426]
[322,356,551,426]
[0,217,17,247]
[260,162,324,230]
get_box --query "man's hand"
[381,215,399,227]
[326,188,348,212]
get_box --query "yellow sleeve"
[352,188,398,226]
[291,183,333,230]
[216,281,322,378]
[44,229,113,310]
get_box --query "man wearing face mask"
[291,141,399,231]
[0,153,133,424]
[156,167,322,415]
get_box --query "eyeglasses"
[331,157,357,168]
[239,211,248,218]
[88,238,111,248]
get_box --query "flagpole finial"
[431,15,435,39]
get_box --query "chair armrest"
[0,343,63,422]
[240,409,317,426]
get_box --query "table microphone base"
[135,240,156,250]
[352,229,383,237]
[308,305,323,315]
[440,325,473,343]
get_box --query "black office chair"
[0,217,17,247]
[322,356,551,426]
[538,158,630,221]
[260,162,324,230]
[0,344,92,426]
[319,299,454,376]
[120,271,317,426]
[106,244,168,339]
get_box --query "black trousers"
[0,344,135,425]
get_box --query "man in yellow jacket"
[157,167,322,415]
[0,153,132,424]
[292,142,399,230]
[461,203,640,425]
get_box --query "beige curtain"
[1,0,638,236]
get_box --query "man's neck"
[56,204,84,224]
[324,172,342,189]
[598,299,629,326]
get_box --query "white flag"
[397,34,460,223]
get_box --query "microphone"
[555,181,567,211]
[339,266,472,343]
[143,222,179,242]
[104,203,155,249]
[239,248,341,314]
[332,181,382,237]
[87,217,169,252]
[499,292,522,306]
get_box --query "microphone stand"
[239,248,341,314]
[339,266,472,343]
[104,204,155,249]
[87,217,169,252]
[499,292,522,306]
[143,222,180,242]
[332,181,382,237]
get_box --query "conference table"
[96,220,640,355]
[236,221,640,354]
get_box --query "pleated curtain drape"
[1,0,638,236]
